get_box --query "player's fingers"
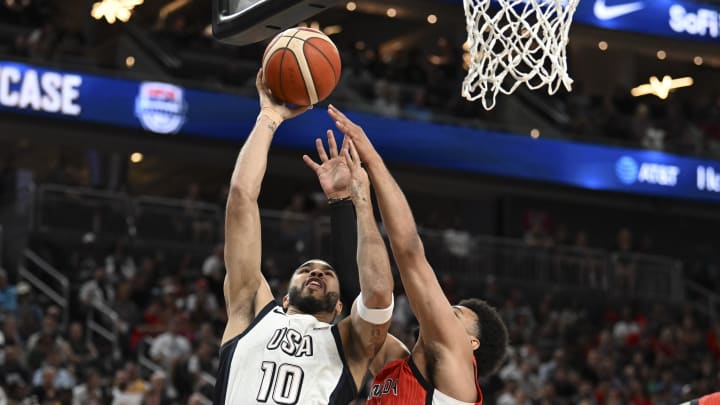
[334,120,351,136]
[327,130,338,158]
[329,105,356,129]
[328,106,350,128]
[341,148,353,171]
[347,139,361,168]
[315,138,329,162]
[302,155,321,172]
[339,134,350,157]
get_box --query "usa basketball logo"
[135,82,187,134]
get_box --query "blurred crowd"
[1,237,719,404]
[0,183,716,404]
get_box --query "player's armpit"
[336,298,392,389]
[368,334,410,377]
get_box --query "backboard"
[212,0,342,46]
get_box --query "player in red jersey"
[329,105,509,404]
[681,392,720,405]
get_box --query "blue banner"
[575,0,720,43]
[442,0,720,43]
[2,60,720,203]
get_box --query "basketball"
[262,27,341,106]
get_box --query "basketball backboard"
[212,0,342,46]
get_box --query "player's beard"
[287,286,339,315]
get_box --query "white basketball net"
[462,0,580,110]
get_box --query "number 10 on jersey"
[257,361,305,404]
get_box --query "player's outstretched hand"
[256,69,310,122]
[342,139,371,206]
[328,104,380,166]
[302,130,351,201]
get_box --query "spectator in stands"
[612,227,636,293]
[523,209,553,247]
[443,215,472,258]
[613,306,640,345]
[105,240,137,281]
[66,321,98,371]
[0,344,31,400]
[123,362,149,398]
[79,266,114,307]
[186,340,216,382]
[72,368,106,405]
[201,243,224,301]
[0,269,17,314]
[149,319,191,371]
[372,79,401,118]
[111,368,143,405]
[497,379,519,405]
[26,314,68,369]
[143,370,172,405]
[31,349,75,390]
[187,393,206,405]
[31,365,71,404]
[1,315,22,347]
[186,278,219,324]
[179,182,213,243]
[404,88,433,122]
[708,321,720,359]
[114,281,140,349]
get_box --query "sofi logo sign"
[615,156,680,187]
[669,4,720,38]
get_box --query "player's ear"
[334,300,343,317]
[470,336,480,351]
[282,294,289,310]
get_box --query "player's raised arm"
[222,70,308,345]
[303,130,360,305]
[343,139,394,348]
[329,105,470,358]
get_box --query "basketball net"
[462,0,580,110]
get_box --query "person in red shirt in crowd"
[707,322,720,359]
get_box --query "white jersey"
[214,302,357,404]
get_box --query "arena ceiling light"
[91,0,143,24]
[631,75,693,100]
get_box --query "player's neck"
[286,306,336,323]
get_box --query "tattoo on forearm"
[267,121,277,132]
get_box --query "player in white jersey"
[215,70,394,404]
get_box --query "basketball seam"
[284,35,316,105]
[286,30,313,105]
[303,40,338,85]
[275,29,312,105]
[275,44,289,104]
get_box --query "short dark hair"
[458,298,509,378]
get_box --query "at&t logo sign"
[615,156,680,187]
[615,156,639,184]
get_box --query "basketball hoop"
[462,0,580,110]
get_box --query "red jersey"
[694,392,720,405]
[367,356,483,405]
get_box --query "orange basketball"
[262,27,342,106]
